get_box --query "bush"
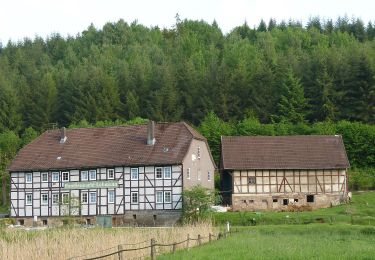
[182,185,221,223]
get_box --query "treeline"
[0,16,375,135]
[199,112,374,169]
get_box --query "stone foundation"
[14,210,181,227]
[232,193,347,211]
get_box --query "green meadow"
[159,192,375,259]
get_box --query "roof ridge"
[222,135,342,138]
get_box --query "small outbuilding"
[220,135,350,211]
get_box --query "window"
[248,176,256,184]
[108,190,115,203]
[131,168,138,180]
[52,194,59,205]
[89,192,97,203]
[89,170,97,180]
[41,194,48,205]
[307,195,315,203]
[131,192,138,204]
[62,193,69,204]
[283,199,289,205]
[81,192,88,204]
[25,194,32,205]
[26,173,32,183]
[52,172,59,182]
[156,191,163,203]
[108,169,115,179]
[208,171,211,181]
[81,171,88,181]
[62,172,69,182]
[41,172,48,182]
[197,147,201,159]
[155,167,163,179]
[294,199,299,203]
[164,191,171,203]
[273,198,278,203]
[164,167,171,179]
[198,170,201,181]
[187,168,191,179]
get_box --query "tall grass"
[0,223,215,260]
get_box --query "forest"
[0,16,375,205]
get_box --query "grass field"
[213,191,375,226]
[159,192,375,259]
[159,224,375,260]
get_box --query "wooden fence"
[68,230,231,260]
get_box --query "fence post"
[187,234,190,251]
[151,238,156,260]
[198,234,201,246]
[172,243,176,253]
[117,245,123,260]
[209,233,212,242]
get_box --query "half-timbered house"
[8,121,215,226]
[220,135,350,211]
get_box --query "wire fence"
[68,229,233,260]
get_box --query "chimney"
[147,120,156,145]
[60,127,67,143]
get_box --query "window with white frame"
[131,192,138,204]
[155,167,163,179]
[41,194,48,205]
[208,171,211,181]
[107,169,115,179]
[89,192,97,203]
[197,146,201,159]
[156,191,163,203]
[187,168,191,179]
[81,192,88,204]
[62,193,69,204]
[108,190,115,203]
[52,194,59,205]
[41,172,48,182]
[89,170,97,180]
[25,194,32,205]
[52,172,59,182]
[81,171,88,181]
[164,167,171,179]
[62,172,69,182]
[164,191,171,203]
[198,170,201,180]
[25,173,32,183]
[131,168,138,180]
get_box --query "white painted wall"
[10,165,183,218]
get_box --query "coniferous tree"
[125,90,140,120]
[257,19,267,32]
[275,69,307,124]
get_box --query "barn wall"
[230,169,347,211]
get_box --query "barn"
[220,135,350,211]
[8,121,215,226]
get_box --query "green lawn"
[159,224,375,260]
[213,192,375,226]
[160,192,375,259]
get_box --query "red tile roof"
[221,135,350,170]
[8,122,206,172]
